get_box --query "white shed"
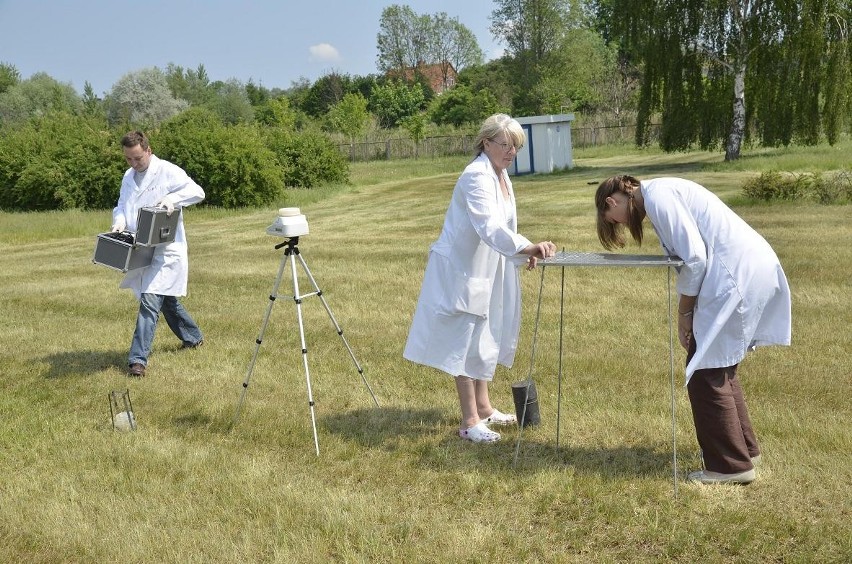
[511,113,575,175]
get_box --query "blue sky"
[0,0,504,96]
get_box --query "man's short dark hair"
[121,130,150,151]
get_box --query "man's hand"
[111,220,126,233]
[156,197,175,216]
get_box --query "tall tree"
[376,5,430,76]
[82,81,103,116]
[0,72,82,125]
[428,13,485,88]
[326,92,370,142]
[377,5,483,90]
[105,67,187,127]
[490,0,572,114]
[0,61,21,95]
[604,0,850,160]
[165,63,213,106]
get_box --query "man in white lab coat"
[596,175,791,484]
[112,131,206,377]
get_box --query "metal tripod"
[233,236,380,455]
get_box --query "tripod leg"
[233,249,289,428]
[291,252,321,456]
[296,252,380,407]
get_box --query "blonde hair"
[474,114,525,156]
[595,175,645,250]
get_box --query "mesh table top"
[540,251,684,268]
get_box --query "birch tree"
[603,0,850,160]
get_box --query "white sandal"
[480,409,517,427]
[459,421,501,443]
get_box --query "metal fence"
[336,124,661,162]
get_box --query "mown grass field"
[1,142,850,562]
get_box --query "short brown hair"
[595,175,644,250]
[121,130,150,151]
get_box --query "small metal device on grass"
[109,389,136,432]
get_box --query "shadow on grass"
[574,160,722,180]
[323,405,450,447]
[509,437,675,478]
[41,349,126,379]
[322,406,674,480]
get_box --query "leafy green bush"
[264,128,349,188]
[810,170,852,204]
[0,112,124,211]
[742,170,852,204]
[154,108,284,207]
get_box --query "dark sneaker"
[128,363,146,377]
[181,339,203,349]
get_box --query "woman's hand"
[523,241,557,270]
[678,312,694,349]
[677,295,697,349]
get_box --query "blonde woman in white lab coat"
[596,175,791,484]
[112,131,206,377]
[404,114,557,443]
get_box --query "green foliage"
[376,4,429,75]
[264,128,349,188]
[165,63,213,106]
[104,67,188,128]
[0,72,83,126]
[490,0,571,115]
[255,96,297,129]
[0,113,123,211]
[399,112,427,144]
[0,61,21,94]
[428,84,503,126]
[456,59,515,111]
[369,80,426,128]
[741,170,852,204]
[155,108,283,207]
[205,79,255,125]
[610,0,851,157]
[427,11,484,73]
[535,27,623,114]
[325,92,370,140]
[300,72,354,118]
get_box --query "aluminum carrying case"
[135,206,181,246]
[92,206,181,272]
[93,231,156,272]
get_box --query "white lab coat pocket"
[440,270,491,318]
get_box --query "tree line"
[1,0,849,211]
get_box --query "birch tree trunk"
[725,65,747,161]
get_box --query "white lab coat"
[404,154,533,380]
[641,178,791,383]
[112,155,205,299]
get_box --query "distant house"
[389,62,457,94]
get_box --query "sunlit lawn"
[0,141,849,562]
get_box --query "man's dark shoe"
[181,339,203,350]
[128,363,146,377]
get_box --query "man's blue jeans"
[129,293,203,366]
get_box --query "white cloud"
[308,43,342,63]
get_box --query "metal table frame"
[514,251,685,496]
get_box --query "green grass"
[1,142,850,562]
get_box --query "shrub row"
[0,110,349,212]
[742,170,852,204]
